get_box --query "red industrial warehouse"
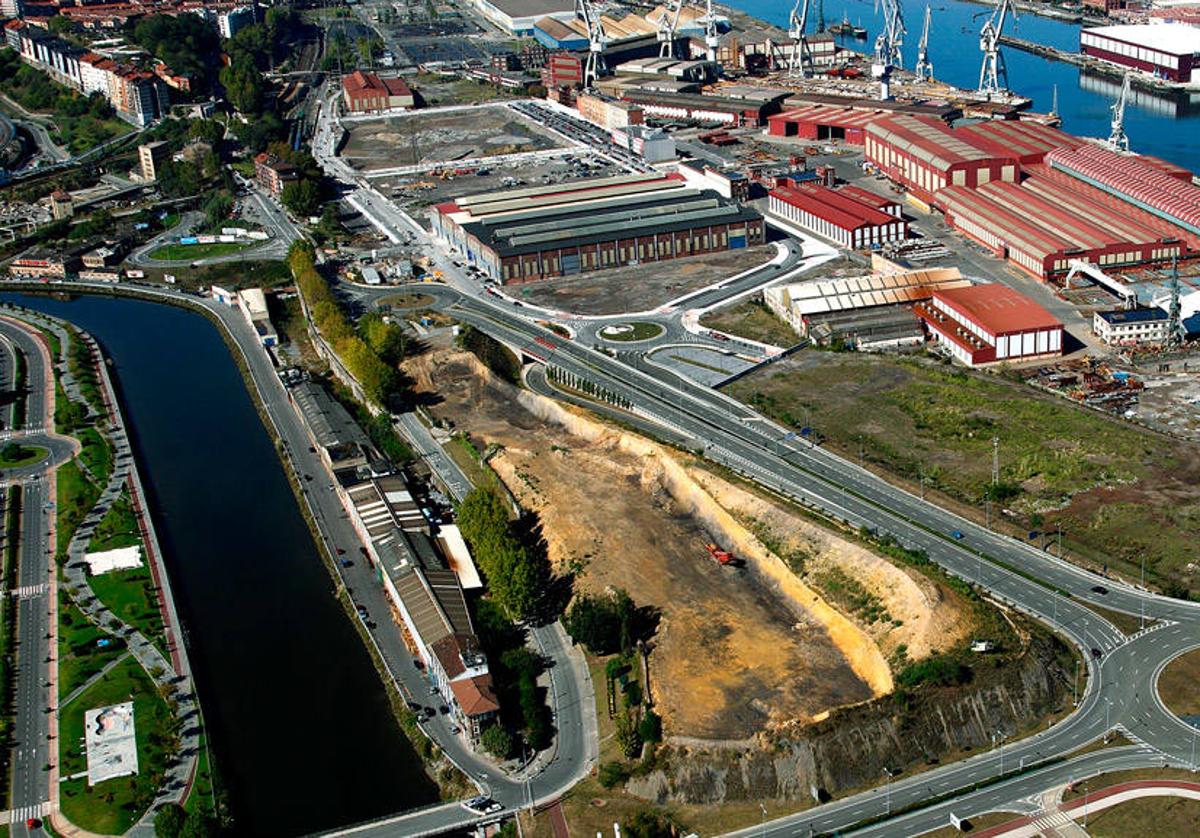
[915,284,1064,367]
[769,183,908,249]
[1046,144,1200,237]
[766,104,897,144]
[956,120,1082,165]
[864,115,1019,203]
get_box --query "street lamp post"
[760,802,768,838]
[1140,555,1146,631]
[883,767,893,815]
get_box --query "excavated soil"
[408,350,875,740]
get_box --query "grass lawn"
[183,731,217,818]
[76,427,112,486]
[598,322,665,342]
[58,656,176,835]
[700,297,802,347]
[377,293,435,310]
[53,115,132,156]
[58,593,125,699]
[0,444,47,468]
[88,567,166,657]
[57,460,100,558]
[1158,648,1200,717]
[87,495,138,552]
[148,242,250,262]
[1087,794,1200,837]
[724,352,1199,592]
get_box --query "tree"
[480,723,513,759]
[203,191,233,229]
[637,710,662,744]
[623,810,682,838]
[131,14,220,92]
[614,710,641,759]
[48,16,75,36]
[219,55,264,114]
[156,160,203,198]
[598,761,630,789]
[233,110,285,154]
[281,180,321,217]
[563,589,639,655]
[153,803,186,838]
[358,312,408,364]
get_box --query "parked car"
[951,530,964,540]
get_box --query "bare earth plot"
[724,351,1200,593]
[407,350,873,739]
[341,106,568,171]
[514,245,776,316]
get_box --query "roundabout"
[597,322,665,343]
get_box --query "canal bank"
[737,0,1200,172]
[1,291,441,836]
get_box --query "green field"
[58,656,175,835]
[148,242,250,262]
[56,460,100,559]
[58,593,124,699]
[76,427,112,486]
[725,352,1198,592]
[699,298,801,348]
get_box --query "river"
[733,0,1200,172]
[2,293,438,835]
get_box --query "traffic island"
[598,322,665,343]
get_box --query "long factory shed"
[430,171,764,283]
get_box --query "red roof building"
[865,115,1019,203]
[915,284,1063,367]
[254,152,298,196]
[769,183,907,249]
[766,103,902,145]
[341,70,414,113]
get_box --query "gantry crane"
[656,0,683,59]
[871,0,905,100]
[978,0,1016,96]
[913,4,934,83]
[699,0,720,62]
[788,0,813,79]
[576,0,607,88]
[1107,72,1131,153]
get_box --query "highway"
[380,280,1200,836]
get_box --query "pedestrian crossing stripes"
[3,583,48,600]
[5,801,51,824]
[1028,809,1077,835]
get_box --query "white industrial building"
[472,0,575,35]
[1093,307,1172,345]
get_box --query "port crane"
[913,4,934,83]
[788,0,813,79]
[699,0,721,62]
[1106,72,1131,153]
[871,0,905,100]
[576,0,607,88]
[977,0,1016,96]
[655,0,684,59]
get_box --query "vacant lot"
[342,105,567,171]
[1159,648,1200,716]
[408,350,872,739]
[725,352,1200,592]
[516,246,775,316]
[700,297,800,347]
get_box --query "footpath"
[977,779,1200,837]
[7,309,203,836]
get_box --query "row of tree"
[288,242,399,405]
[455,487,552,623]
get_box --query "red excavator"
[706,543,736,566]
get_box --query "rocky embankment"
[626,630,1071,805]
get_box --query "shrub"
[637,710,662,744]
[480,724,513,759]
[598,760,630,789]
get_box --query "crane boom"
[788,0,813,78]
[1107,72,1131,152]
[978,0,1016,96]
[871,0,905,99]
[576,0,607,88]
[656,0,684,59]
[913,4,933,82]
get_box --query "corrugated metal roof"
[958,120,1080,164]
[866,115,1010,173]
[1046,145,1200,235]
[934,284,1061,335]
[937,185,1074,261]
